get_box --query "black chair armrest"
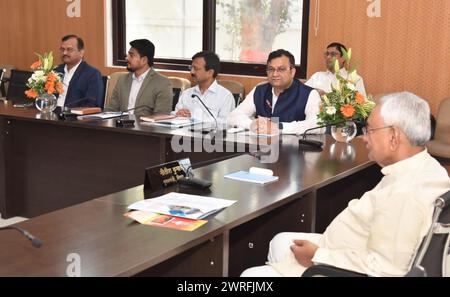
[302,264,368,277]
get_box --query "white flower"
[346,82,356,91]
[332,81,341,91]
[347,70,358,83]
[326,106,336,115]
[32,70,46,82]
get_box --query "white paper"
[79,111,129,120]
[151,117,202,128]
[127,192,236,219]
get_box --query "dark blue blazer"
[55,61,103,107]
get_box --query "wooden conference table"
[0,102,247,218]
[0,130,382,276]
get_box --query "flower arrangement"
[25,52,64,99]
[317,48,375,126]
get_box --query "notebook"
[224,170,279,185]
[151,117,202,128]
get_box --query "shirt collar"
[132,68,151,82]
[381,149,428,176]
[326,68,348,76]
[64,60,83,75]
[193,79,218,95]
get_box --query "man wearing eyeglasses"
[55,35,104,108]
[305,42,366,96]
[174,51,235,126]
[241,92,450,277]
[227,49,321,135]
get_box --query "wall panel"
[2,0,450,113]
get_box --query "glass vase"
[35,93,57,113]
[331,120,357,143]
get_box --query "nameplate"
[144,161,186,192]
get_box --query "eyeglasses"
[362,125,394,135]
[59,47,77,54]
[188,65,205,72]
[266,66,292,74]
[323,51,340,58]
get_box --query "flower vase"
[35,93,57,113]
[331,120,357,143]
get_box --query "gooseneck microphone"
[190,94,218,133]
[299,120,347,150]
[0,226,42,248]
[178,163,212,189]
[115,105,153,127]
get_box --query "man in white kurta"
[241,92,450,277]
[305,42,366,96]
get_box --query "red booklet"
[70,107,102,115]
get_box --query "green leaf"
[334,59,340,74]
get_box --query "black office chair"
[6,69,33,104]
[0,68,5,97]
[302,189,450,277]
[100,75,110,108]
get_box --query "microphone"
[115,105,153,127]
[190,94,219,134]
[178,162,212,189]
[0,226,42,248]
[299,120,346,150]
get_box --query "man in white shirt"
[174,51,235,127]
[227,49,321,135]
[241,92,450,277]
[305,42,366,96]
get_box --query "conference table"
[0,126,382,276]
[0,102,248,218]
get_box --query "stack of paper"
[149,117,202,128]
[79,111,128,119]
[140,114,177,122]
[124,211,207,231]
[127,192,236,220]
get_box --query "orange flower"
[45,81,56,94]
[56,82,64,94]
[355,92,365,105]
[47,72,57,82]
[25,89,38,99]
[30,60,41,70]
[340,104,355,118]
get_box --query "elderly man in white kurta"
[241,92,450,277]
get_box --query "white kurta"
[242,150,450,277]
[226,85,322,135]
[305,68,366,97]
